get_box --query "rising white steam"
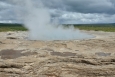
[14,0,93,40]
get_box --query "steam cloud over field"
[14,0,93,40]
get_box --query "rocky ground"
[0,31,115,77]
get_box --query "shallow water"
[51,52,76,57]
[95,52,111,57]
[0,49,37,59]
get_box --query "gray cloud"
[0,1,12,11]
[63,0,115,14]
[0,0,115,24]
[41,0,115,14]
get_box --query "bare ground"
[0,31,115,77]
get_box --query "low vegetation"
[74,24,115,32]
[0,23,115,32]
[64,24,115,32]
[0,23,28,32]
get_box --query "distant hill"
[0,23,23,27]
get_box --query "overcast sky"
[0,0,115,24]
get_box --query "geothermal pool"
[14,0,94,41]
[28,29,94,40]
[5,31,94,41]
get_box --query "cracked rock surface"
[0,31,115,77]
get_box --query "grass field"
[74,24,115,32]
[0,23,115,32]
[0,23,28,32]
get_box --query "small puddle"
[95,52,111,57]
[0,49,37,59]
[51,52,76,57]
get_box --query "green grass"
[75,25,115,32]
[0,23,28,32]
[0,23,115,32]
[64,24,115,32]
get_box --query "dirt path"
[0,31,115,77]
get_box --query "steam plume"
[14,0,93,40]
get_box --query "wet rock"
[95,52,111,57]
[0,49,38,59]
[0,41,2,44]
[22,52,38,56]
[7,37,18,39]
[0,49,23,59]
[51,52,76,57]
[42,48,55,52]
[0,62,24,68]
